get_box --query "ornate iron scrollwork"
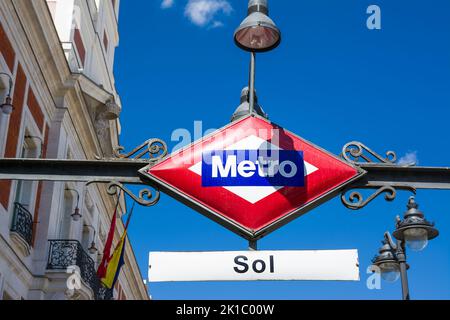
[113,138,168,162]
[342,141,397,165]
[105,181,160,207]
[341,186,397,210]
[341,186,416,210]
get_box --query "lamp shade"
[378,262,401,282]
[371,241,407,283]
[71,207,82,221]
[234,0,281,52]
[88,241,98,254]
[393,197,439,247]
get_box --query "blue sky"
[114,0,450,299]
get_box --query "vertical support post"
[248,52,256,115]
[399,262,410,300]
[249,240,257,251]
[397,241,410,300]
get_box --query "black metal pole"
[2,159,450,190]
[249,240,257,251]
[249,52,256,115]
[396,241,410,300]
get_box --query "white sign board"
[148,250,359,282]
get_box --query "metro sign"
[202,149,305,187]
[139,115,365,240]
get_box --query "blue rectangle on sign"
[202,150,305,187]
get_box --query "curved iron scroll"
[342,141,397,165]
[341,186,416,210]
[113,139,168,162]
[106,181,160,207]
[341,186,397,210]
[86,181,160,207]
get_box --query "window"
[11,134,39,246]
[58,188,74,239]
[73,28,86,67]
[56,147,76,239]
[14,133,39,211]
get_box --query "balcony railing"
[11,202,33,246]
[47,240,113,300]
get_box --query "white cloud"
[210,20,224,29]
[184,0,232,27]
[398,151,418,166]
[161,0,175,9]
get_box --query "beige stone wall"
[0,0,148,300]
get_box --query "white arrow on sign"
[148,250,359,282]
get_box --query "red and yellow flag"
[101,230,127,289]
[100,202,135,289]
[97,205,118,279]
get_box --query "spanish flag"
[100,202,134,289]
[97,196,120,279]
[100,230,127,289]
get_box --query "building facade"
[0,0,149,300]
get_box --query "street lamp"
[0,72,13,115]
[372,197,439,300]
[65,188,82,221]
[84,224,98,255]
[234,0,281,117]
[372,231,409,300]
[234,0,281,53]
[393,196,439,252]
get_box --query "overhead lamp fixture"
[392,196,439,252]
[372,235,407,283]
[233,0,281,118]
[84,225,98,255]
[234,0,281,53]
[66,188,82,221]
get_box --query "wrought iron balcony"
[47,240,113,300]
[10,202,33,246]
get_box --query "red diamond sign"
[139,116,365,240]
